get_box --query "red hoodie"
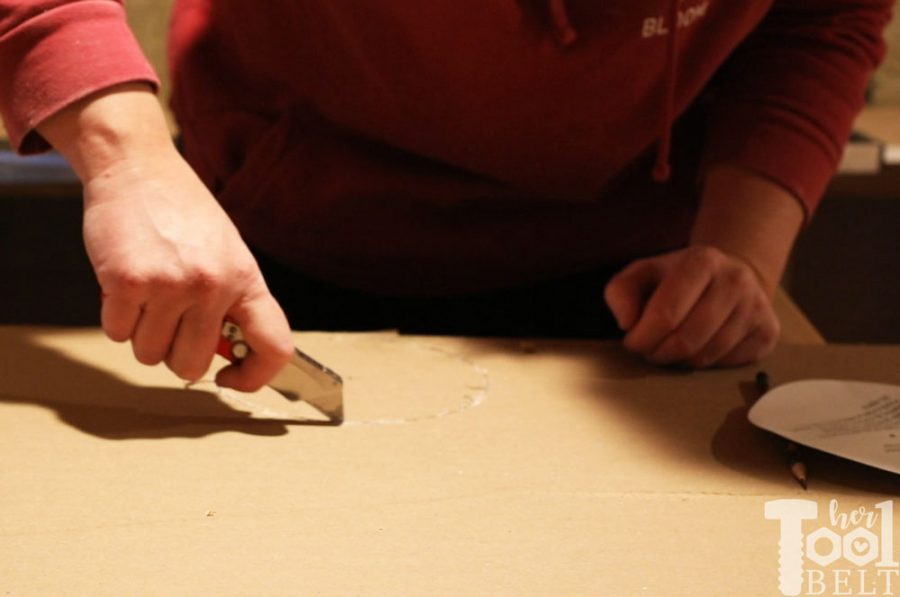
[0,1,892,293]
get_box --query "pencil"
[756,370,809,490]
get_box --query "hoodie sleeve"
[0,0,159,154]
[703,0,893,222]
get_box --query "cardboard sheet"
[1,327,898,596]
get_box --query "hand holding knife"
[100,292,343,424]
[218,320,344,424]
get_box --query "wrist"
[689,243,770,294]
[691,163,804,296]
[36,82,175,182]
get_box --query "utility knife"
[217,321,344,424]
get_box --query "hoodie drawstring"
[652,0,679,182]
[541,0,678,182]
[548,0,577,46]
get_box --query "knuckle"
[747,302,770,327]
[111,268,179,294]
[725,266,756,292]
[665,333,696,359]
[102,268,148,296]
[150,270,183,292]
[603,279,620,303]
[699,336,730,363]
[231,260,260,287]
[758,321,781,347]
[652,306,680,331]
[753,292,773,314]
[185,266,222,295]
[684,246,720,271]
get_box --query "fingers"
[83,151,292,389]
[614,247,780,369]
[647,263,757,364]
[99,263,290,387]
[680,298,753,368]
[215,290,294,392]
[604,259,665,331]
[685,276,778,368]
[646,276,739,365]
[102,284,291,388]
[131,301,185,366]
[700,311,780,368]
[623,248,717,355]
[100,270,219,376]
[100,292,142,342]
[165,305,229,381]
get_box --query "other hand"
[603,245,780,368]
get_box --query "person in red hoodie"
[0,0,893,390]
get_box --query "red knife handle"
[217,319,250,362]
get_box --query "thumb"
[603,259,664,331]
[215,290,294,392]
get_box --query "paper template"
[749,379,900,474]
